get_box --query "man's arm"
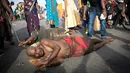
[1,0,13,15]
[101,0,107,17]
[36,3,41,14]
[19,31,38,47]
[40,39,61,65]
[1,0,15,21]
[64,0,68,17]
[101,0,106,10]
[122,0,126,16]
[83,0,87,20]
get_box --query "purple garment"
[24,0,40,36]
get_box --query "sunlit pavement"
[0,19,130,73]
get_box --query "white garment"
[65,0,78,29]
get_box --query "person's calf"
[93,38,113,50]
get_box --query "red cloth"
[111,1,116,7]
[0,18,4,22]
[64,37,90,56]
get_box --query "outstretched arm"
[19,31,38,47]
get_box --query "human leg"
[87,7,96,37]
[84,38,113,55]
[4,19,14,45]
[96,6,107,38]
[93,38,113,50]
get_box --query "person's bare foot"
[103,38,113,43]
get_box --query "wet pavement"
[0,20,130,73]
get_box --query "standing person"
[64,0,81,34]
[0,0,15,56]
[83,0,108,39]
[46,0,59,28]
[122,0,130,46]
[24,0,40,36]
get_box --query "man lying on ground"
[26,36,113,69]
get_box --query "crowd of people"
[14,2,45,21]
[0,0,130,70]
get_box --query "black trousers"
[0,37,4,49]
[127,4,130,19]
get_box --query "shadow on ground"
[0,27,28,73]
[96,46,130,73]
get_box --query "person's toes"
[103,38,113,43]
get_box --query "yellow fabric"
[57,3,64,18]
[78,0,82,8]
[65,0,81,30]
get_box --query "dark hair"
[11,1,14,5]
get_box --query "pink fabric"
[64,36,90,52]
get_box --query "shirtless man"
[26,36,113,69]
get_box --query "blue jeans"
[87,6,106,38]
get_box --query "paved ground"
[0,20,130,73]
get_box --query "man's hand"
[83,15,86,20]
[35,59,48,69]
[10,14,15,21]
[102,10,107,17]
[19,41,27,47]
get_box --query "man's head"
[26,46,44,58]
